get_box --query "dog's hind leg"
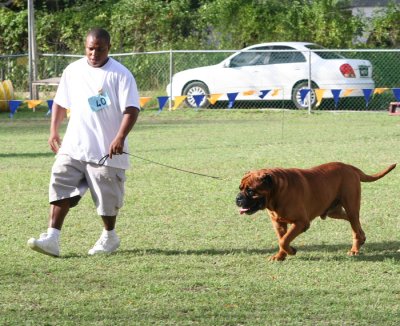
[342,197,366,256]
[327,204,366,255]
[347,216,366,256]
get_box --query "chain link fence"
[1,48,400,111]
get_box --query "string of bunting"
[300,87,400,108]
[7,99,55,118]
[3,87,400,117]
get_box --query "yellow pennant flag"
[208,94,223,105]
[172,95,187,110]
[66,109,71,118]
[342,89,354,97]
[374,88,388,95]
[315,89,325,107]
[26,100,43,110]
[271,89,280,97]
[243,90,256,96]
[139,97,151,108]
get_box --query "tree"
[0,7,27,53]
[200,0,364,49]
[367,1,400,48]
[1,0,398,55]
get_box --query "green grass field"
[1,107,399,325]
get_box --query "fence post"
[169,49,173,111]
[308,49,311,114]
[28,0,39,99]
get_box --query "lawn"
[0,107,399,325]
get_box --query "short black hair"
[87,28,111,45]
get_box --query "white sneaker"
[27,233,60,257]
[88,234,120,255]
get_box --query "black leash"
[98,151,221,180]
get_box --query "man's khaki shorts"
[49,154,126,216]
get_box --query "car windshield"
[305,44,344,60]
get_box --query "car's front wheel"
[292,82,318,109]
[183,82,210,108]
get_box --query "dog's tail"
[357,163,396,182]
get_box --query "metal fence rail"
[1,49,399,111]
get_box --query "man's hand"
[108,136,125,159]
[48,132,62,153]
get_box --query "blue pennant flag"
[259,90,271,99]
[300,89,311,104]
[46,100,53,116]
[392,88,400,101]
[193,95,205,108]
[227,92,238,109]
[9,100,21,118]
[331,89,341,108]
[157,96,169,112]
[362,89,373,107]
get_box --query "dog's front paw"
[347,250,360,256]
[269,252,287,261]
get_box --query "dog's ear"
[261,173,273,189]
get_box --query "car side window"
[229,46,271,67]
[268,46,306,64]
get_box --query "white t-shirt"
[54,57,140,169]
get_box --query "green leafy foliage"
[1,0,400,55]
[0,7,28,53]
[367,1,400,48]
[200,0,364,49]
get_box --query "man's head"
[85,28,111,67]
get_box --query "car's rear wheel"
[292,81,318,109]
[183,82,210,108]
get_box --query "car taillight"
[340,64,356,78]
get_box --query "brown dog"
[236,162,396,261]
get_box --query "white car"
[166,42,375,109]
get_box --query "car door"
[212,46,271,99]
[258,45,308,100]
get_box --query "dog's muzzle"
[236,192,265,215]
[236,193,245,206]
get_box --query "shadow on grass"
[114,241,400,262]
[59,248,273,259]
[0,152,54,158]
[118,247,275,256]
[60,248,275,259]
[60,241,400,261]
[296,241,400,262]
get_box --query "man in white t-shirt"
[28,28,140,257]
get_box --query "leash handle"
[98,152,221,180]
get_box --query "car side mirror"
[223,59,231,68]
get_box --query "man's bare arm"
[48,103,67,153]
[109,107,140,158]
